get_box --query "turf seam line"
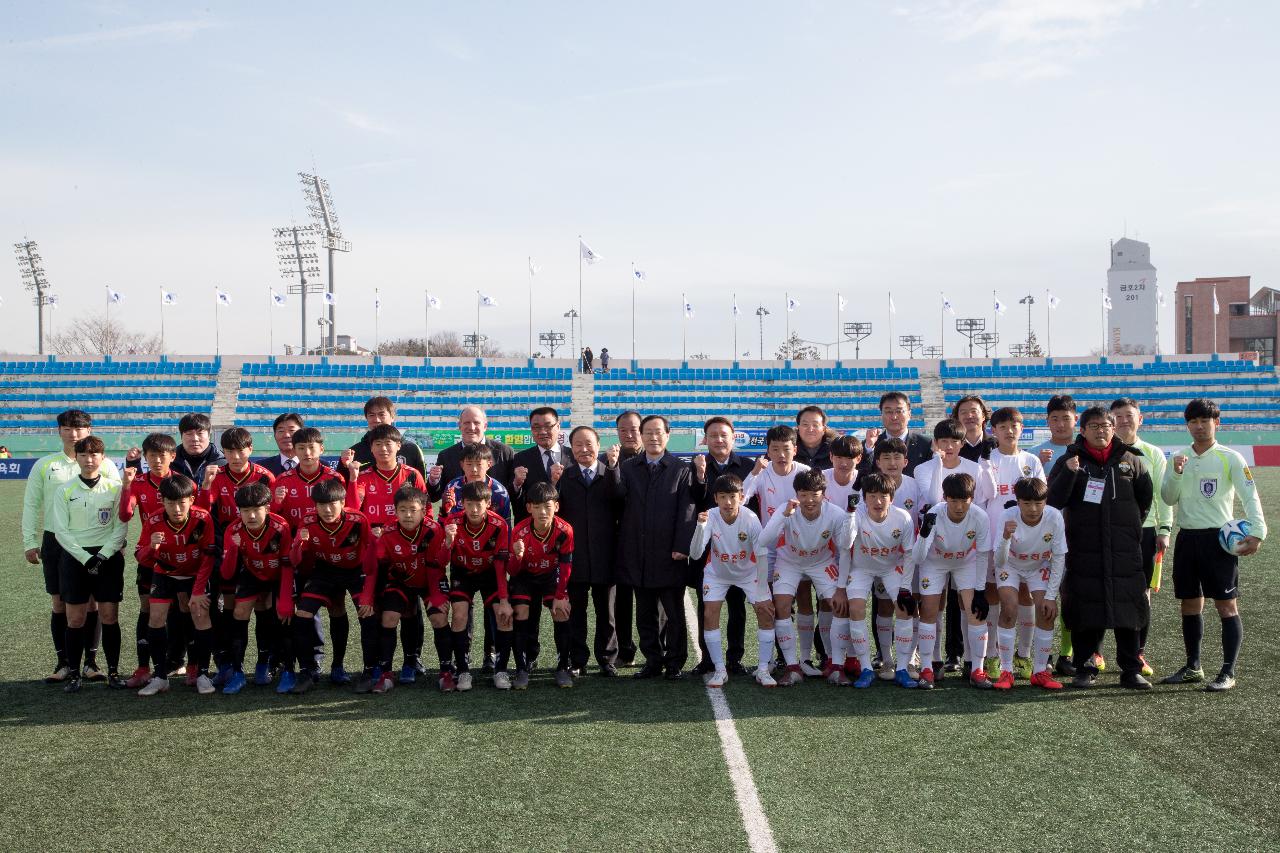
[684,591,779,853]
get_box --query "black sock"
[193,627,215,675]
[102,622,121,673]
[148,625,168,678]
[232,618,250,669]
[553,619,571,670]
[165,607,185,671]
[358,615,380,670]
[330,613,350,672]
[1139,622,1149,654]
[254,610,277,665]
[277,623,295,673]
[379,625,398,671]
[452,628,470,672]
[83,610,100,667]
[1221,615,1243,676]
[1182,613,1203,669]
[401,612,423,667]
[136,611,150,669]
[51,611,67,667]
[510,619,527,672]
[213,606,231,669]
[65,625,86,675]
[183,611,196,666]
[433,626,453,671]
[292,618,316,672]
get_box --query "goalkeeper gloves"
[84,554,104,576]
[896,589,918,617]
[970,592,990,621]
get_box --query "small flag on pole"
[1157,287,1166,308]
[579,239,601,264]
[48,295,59,309]
[216,289,232,306]
[684,299,695,319]
[161,289,177,306]
[633,269,646,281]
[787,297,797,312]
[890,296,897,315]
[1102,290,1113,311]
[528,257,541,277]
[1047,292,1061,310]
[942,294,955,315]
[271,289,287,308]
[1212,287,1220,315]
[479,292,498,307]
[839,295,848,312]
[994,297,1007,315]
[427,294,441,309]
[106,286,124,304]
[374,293,382,315]
[322,292,336,306]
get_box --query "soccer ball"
[1218,519,1253,555]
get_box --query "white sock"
[1032,627,1054,674]
[818,610,833,661]
[894,619,914,672]
[704,629,724,670]
[966,623,988,669]
[829,617,850,667]
[917,622,937,666]
[757,628,775,671]
[875,615,894,665]
[797,613,815,662]
[1017,604,1035,657]
[985,603,1001,657]
[997,626,1015,673]
[775,618,799,666]
[850,621,872,671]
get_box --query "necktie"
[545,450,554,471]
[284,459,296,471]
[583,467,594,485]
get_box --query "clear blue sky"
[3,1,1277,360]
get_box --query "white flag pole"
[424,290,430,357]
[631,263,637,363]
[785,291,790,344]
[682,292,687,362]
[374,287,380,353]
[577,235,584,349]
[159,286,166,353]
[939,293,945,361]
[475,290,482,360]
[835,292,841,362]
[888,291,895,360]
[734,292,739,361]
[214,287,221,356]
[1045,289,1051,357]
[268,288,274,357]
[527,257,534,359]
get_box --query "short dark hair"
[220,427,253,451]
[703,416,735,433]
[795,405,827,425]
[860,472,896,497]
[363,396,396,417]
[829,434,862,459]
[879,391,910,410]
[1046,395,1077,415]
[1013,477,1048,502]
[142,432,177,455]
[291,427,324,447]
[568,425,599,445]
[1184,398,1220,421]
[178,413,211,434]
[311,478,347,504]
[272,412,305,431]
[393,485,427,507]
[793,469,826,493]
[367,423,403,445]
[1110,397,1141,412]
[640,414,669,434]
[460,480,491,504]
[1078,406,1114,431]
[460,442,493,464]
[525,482,558,506]
[73,436,105,455]
[160,474,196,501]
[615,410,642,426]
[877,437,908,458]
[765,424,798,446]
[57,409,92,429]
[951,395,989,425]
[235,482,272,508]
[941,472,975,500]
[711,473,743,496]
[529,406,560,423]
[933,419,964,442]
[989,407,1023,427]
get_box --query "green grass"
[4,475,1280,851]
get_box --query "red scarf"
[1082,440,1113,466]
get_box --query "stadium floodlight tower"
[14,240,55,355]
[922,345,943,359]
[564,309,579,362]
[843,321,873,359]
[274,225,324,353]
[538,330,566,358]
[955,317,985,358]
[975,331,1000,357]
[299,172,351,353]
[898,334,924,358]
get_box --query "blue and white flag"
[322,292,336,306]
[271,289,288,308]
[994,297,1007,315]
[942,294,955,315]
[479,292,498,307]
[579,239,601,265]
[1047,292,1061,310]
[106,286,124,304]
[160,289,177,306]
[216,289,232,306]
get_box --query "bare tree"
[380,331,509,358]
[775,332,820,360]
[47,314,164,355]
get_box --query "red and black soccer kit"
[444,509,511,606]
[199,463,275,591]
[285,509,378,615]
[136,507,218,603]
[270,465,345,532]
[120,471,172,592]
[347,464,429,530]
[509,516,574,607]
[376,521,450,615]
[210,513,293,607]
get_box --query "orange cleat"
[993,670,1014,690]
[1030,670,1064,690]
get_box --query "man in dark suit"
[557,425,623,676]
[257,412,305,476]
[614,415,697,680]
[689,416,754,675]
[603,410,644,665]
[427,405,515,501]
[858,391,933,477]
[509,406,568,523]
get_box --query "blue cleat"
[853,669,877,689]
[329,666,352,685]
[212,664,233,688]
[398,664,417,685]
[894,668,918,689]
[276,670,296,694]
[253,663,272,686]
[223,671,247,694]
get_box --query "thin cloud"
[312,99,397,136]
[10,18,219,49]
[574,74,744,102]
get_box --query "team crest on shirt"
[921,578,931,590]
[966,530,976,540]
[738,532,749,541]
[1200,478,1218,499]
[847,494,860,512]
[98,508,110,525]
[1043,533,1053,543]
[703,584,710,595]
[1119,461,1133,475]
[891,528,902,539]
[1245,467,1255,483]
[999,571,1009,582]
[820,530,830,540]
[1022,465,1032,476]
[903,499,915,509]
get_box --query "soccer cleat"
[45,664,71,684]
[125,666,152,689]
[107,673,129,690]
[82,663,106,682]
[916,667,936,690]
[1090,653,1106,672]
[275,670,296,694]
[1012,655,1033,681]
[1160,666,1205,685]
[555,669,574,689]
[184,667,199,688]
[138,676,169,697]
[288,672,315,694]
[212,664,233,687]
[1054,655,1077,678]
[353,669,377,694]
[782,666,805,687]
[1070,672,1097,689]
[1139,655,1155,677]
[438,671,457,693]
[705,668,728,688]
[984,656,1001,679]
[1030,670,1063,690]
[944,655,962,673]
[1205,672,1236,692]
[63,677,82,694]
[894,668,918,689]
[798,660,824,678]
[492,671,512,690]
[826,669,850,686]
[755,667,778,687]
[195,674,216,695]
[692,659,715,676]
[1120,672,1152,690]
[512,670,530,690]
[253,663,272,686]
[993,670,1015,691]
[223,671,247,694]
[372,671,396,694]
[853,669,877,688]
[969,669,994,690]
[329,666,352,685]
[843,657,861,677]
[398,664,418,685]
[871,653,884,671]
[456,671,474,692]
[877,665,896,682]
[480,659,495,676]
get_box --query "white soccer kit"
[842,505,916,600]
[890,474,921,528]
[743,462,811,522]
[994,505,1067,598]
[975,448,1045,581]
[761,501,852,599]
[910,503,992,594]
[822,468,860,514]
[689,507,771,604]
[913,456,980,508]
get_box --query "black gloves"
[84,554,104,575]
[970,592,990,621]
[919,512,937,538]
[896,589,918,617]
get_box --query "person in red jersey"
[369,486,450,694]
[200,481,293,694]
[342,423,429,528]
[118,432,178,688]
[506,482,574,690]
[284,478,378,695]
[134,475,218,697]
[270,427,345,531]
[441,481,512,693]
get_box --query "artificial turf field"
[3,475,1280,852]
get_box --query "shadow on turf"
[0,669,1219,729]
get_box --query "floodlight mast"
[299,172,351,352]
[14,240,54,354]
[274,225,323,353]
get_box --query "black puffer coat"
[1047,438,1153,630]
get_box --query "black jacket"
[555,461,623,585]
[857,431,933,478]
[171,444,227,486]
[256,454,294,477]
[796,440,833,472]
[690,451,756,511]
[509,443,569,522]
[958,436,996,464]
[428,438,515,501]
[1047,438,1153,631]
[613,452,697,589]
[348,430,426,477]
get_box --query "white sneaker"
[877,664,896,681]
[456,671,473,692]
[827,669,850,686]
[755,668,778,688]
[706,668,728,688]
[137,676,169,697]
[492,671,511,690]
[799,660,823,678]
[195,674,215,695]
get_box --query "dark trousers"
[1072,626,1142,676]
[693,582,746,666]
[614,583,638,662]
[568,582,617,670]
[636,586,687,671]
[945,586,964,660]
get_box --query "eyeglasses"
[530,422,558,432]
[1084,422,1114,431]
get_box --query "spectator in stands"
[579,349,588,373]
[584,347,594,372]
[795,405,837,471]
[348,396,426,477]
[859,392,932,476]
[599,348,610,374]
[260,412,305,476]
[952,394,995,463]
[510,407,568,523]
[614,415,697,680]
[689,416,753,675]
[1030,395,1078,471]
[607,409,644,665]
[556,425,623,676]
[427,405,515,502]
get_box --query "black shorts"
[150,573,201,604]
[1140,527,1158,586]
[379,582,428,615]
[449,568,500,606]
[297,565,362,612]
[58,548,125,605]
[509,571,559,607]
[41,530,63,596]
[1173,529,1239,601]
[235,572,280,603]
[136,562,154,596]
